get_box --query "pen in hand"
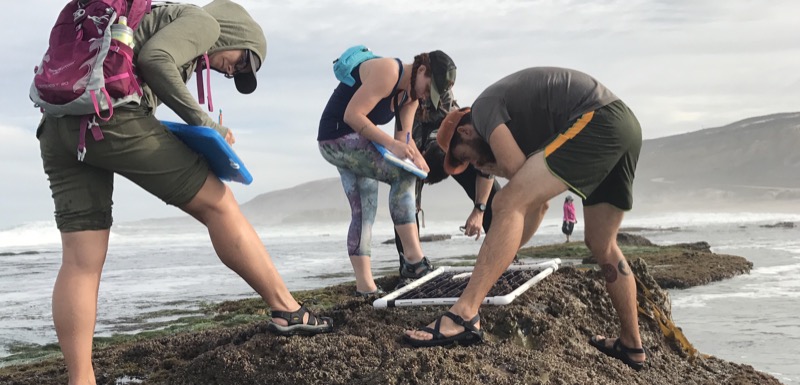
[220,109,235,145]
[406,132,412,160]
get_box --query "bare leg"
[406,152,566,340]
[395,222,423,262]
[520,202,548,248]
[390,175,425,263]
[509,203,548,264]
[350,255,378,292]
[53,230,110,385]
[585,203,645,363]
[181,175,324,326]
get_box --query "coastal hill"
[240,112,800,225]
[635,112,800,210]
[239,176,493,226]
[638,112,800,189]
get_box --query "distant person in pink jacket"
[562,195,577,242]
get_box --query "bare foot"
[355,282,379,293]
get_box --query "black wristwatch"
[474,202,486,212]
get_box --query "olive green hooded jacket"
[133,0,267,135]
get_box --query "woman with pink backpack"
[33,1,332,383]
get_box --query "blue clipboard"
[372,142,428,179]
[161,121,253,185]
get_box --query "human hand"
[477,162,504,178]
[388,139,415,161]
[462,211,484,240]
[224,128,236,145]
[413,151,430,173]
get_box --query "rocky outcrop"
[0,239,772,385]
[760,221,796,229]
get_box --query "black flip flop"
[589,336,647,371]
[403,311,483,348]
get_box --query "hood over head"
[203,0,267,94]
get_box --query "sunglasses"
[224,49,251,79]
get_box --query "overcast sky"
[1,0,798,229]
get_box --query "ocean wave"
[672,288,800,308]
[623,212,800,228]
[3,211,798,247]
[751,263,800,277]
[0,221,61,250]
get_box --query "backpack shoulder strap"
[392,59,407,133]
[122,0,152,29]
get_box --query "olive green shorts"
[37,108,210,232]
[543,100,642,211]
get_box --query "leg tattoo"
[601,263,618,283]
[618,260,631,276]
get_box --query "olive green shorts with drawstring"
[37,108,210,232]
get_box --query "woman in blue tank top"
[318,50,457,295]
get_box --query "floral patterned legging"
[319,132,416,257]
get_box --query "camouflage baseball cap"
[428,50,456,109]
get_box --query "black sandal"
[266,304,333,336]
[589,336,647,371]
[399,253,435,279]
[353,286,385,298]
[403,311,484,348]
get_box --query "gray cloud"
[1,0,798,227]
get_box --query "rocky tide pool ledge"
[0,236,776,385]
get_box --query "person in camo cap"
[391,88,501,258]
[317,50,457,296]
[35,2,331,383]
[403,67,647,371]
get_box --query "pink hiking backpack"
[30,0,152,160]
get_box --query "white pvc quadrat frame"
[372,258,561,308]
